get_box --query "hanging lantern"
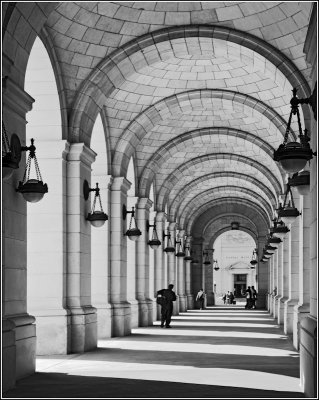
[273,88,316,174]
[250,249,258,267]
[2,122,21,180]
[123,205,142,241]
[163,231,175,253]
[184,245,193,261]
[83,180,108,227]
[288,171,310,196]
[190,250,199,264]
[231,221,239,230]
[16,138,48,202]
[213,259,220,271]
[265,244,276,254]
[203,251,211,265]
[268,235,282,248]
[146,220,161,249]
[270,218,290,239]
[175,239,185,257]
[277,184,301,225]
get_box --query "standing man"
[196,288,205,309]
[245,286,252,309]
[251,286,257,309]
[157,284,177,328]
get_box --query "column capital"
[137,197,153,210]
[155,211,166,222]
[67,143,96,166]
[111,176,131,193]
[3,76,34,120]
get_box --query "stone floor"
[4,305,305,398]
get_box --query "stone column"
[280,233,290,326]
[91,175,113,339]
[27,140,71,354]
[167,222,179,315]
[284,192,301,335]
[66,143,97,353]
[257,236,268,308]
[272,248,279,319]
[136,198,153,326]
[154,212,165,320]
[177,230,187,312]
[2,72,36,389]
[293,194,311,349]
[275,241,284,324]
[185,236,194,309]
[109,177,131,337]
[268,257,273,313]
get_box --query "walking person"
[229,291,235,305]
[251,286,257,309]
[226,291,230,305]
[157,284,177,328]
[245,286,252,309]
[196,288,205,309]
[222,293,226,304]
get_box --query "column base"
[279,296,288,325]
[69,306,97,353]
[128,300,139,329]
[111,302,131,337]
[172,300,179,316]
[8,314,36,380]
[31,309,71,355]
[96,304,112,339]
[137,299,149,327]
[293,303,310,350]
[187,294,194,310]
[146,299,154,325]
[2,319,16,392]
[284,298,299,335]
[274,295,281,321]
[300,315,317,397]
[178,295,187,312]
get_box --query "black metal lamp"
[273,88,316,174]
[288,171,310,196]
[2,122,21,180]
[175,239,185,257]
[267,235,282,248]
[270,218,290,239]
[277,184,301,225]
[83,180,108,227]
[231,221,239,230]
[16,138,48,202]
[203,251,211,265]
[250,249,258,268]
[190,250,199,264]
[163,231,175,253]
[146,220,161,249]
[213,259,220,271]
[123,205,142,241]
[184,245,193,261]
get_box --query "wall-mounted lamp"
[190,250,199,264]
[2,122,21,180]
[123,205,141,241]
[184,246,193,261]
[163,231,175,253]
[288,170,310,196]
[277,184,301,225]
[203,251,211,265]
[175,239,185,257]
[146,220,161,249]
[213,259,220,271]
[273,88,316,174]
[250,249,258,268]
[267,235,282,249]
[83,180,108,227]
[270,218,290,239]
[16,138,48,202]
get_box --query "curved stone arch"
[116,90,295,179]
[178,186,273,227]
[187,197,271,234]
[38,27,68,141]
[99,106,114,175]
[69,24,310,146]
[157,153,283,212]
[202,213,259,239]
[139,125,281,197]
[169,171,277,221]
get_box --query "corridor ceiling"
[6,2,314,240]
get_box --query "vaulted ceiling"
[5,1,314,241]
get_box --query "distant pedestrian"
[157,284,177,328]
[222,293,226,304]
[245,286,252,309]
[229,291,235,304]
[251,286,257,309]
[196,288,205,309]
[226,291,230,305]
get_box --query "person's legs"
[165,305,173,327]
[161,307,167,327]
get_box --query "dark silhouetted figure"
[157,284,177,328]
[251,286,257,309]
[196,288,205,309]
[245,286,252,309]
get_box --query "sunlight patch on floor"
[36,359,302,393]
[155,321,278,328]
[98,339,299,357]
[131,328,287,339]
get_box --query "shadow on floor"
[3,372,305,398]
